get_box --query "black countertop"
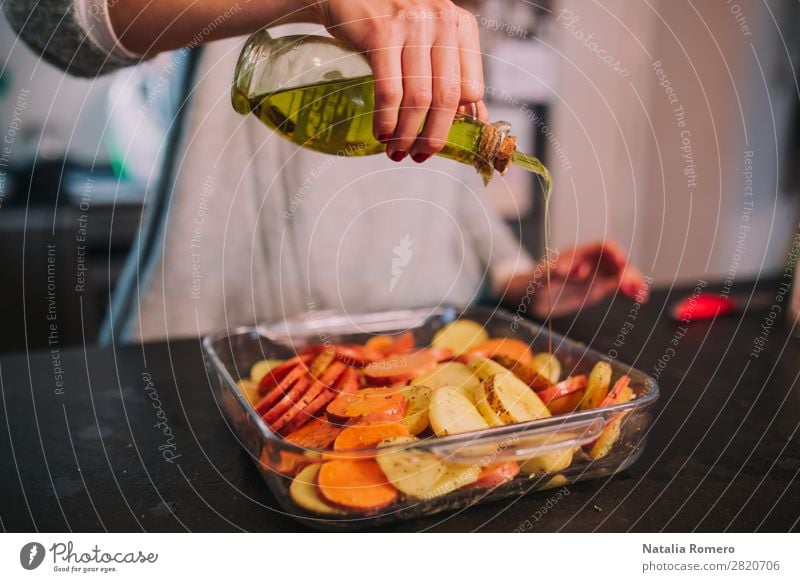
[1,280,798,532]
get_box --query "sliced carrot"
[389,331,416,354]
[363,350,438,385]
[255,364,307,415]
[284,418,342,450]
[600,375,634,407]
[326,387,408,424]
[257,354,312,394]
[365,335,395,354]
[308,349,336,379]
[262,375,312,425]
[317,460,398,511]
[469,462,520,489]
[333,422,411,451]
[466,338,534,366]
[365,331,416,357]
[271,362,347,432]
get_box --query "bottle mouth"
[231,29,273,115]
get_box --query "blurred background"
[1,0,798,351]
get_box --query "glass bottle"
[231,30,550,186]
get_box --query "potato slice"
[416,362,480,403]
[432,320,489,356]
[519,447,575,475]
[250,359,284,385]
[400,385,433,435]
[467,354,514,381]
[484,372,551,423]
[289,464,342,515]
[376,436,446,498]
[235,379,260,406]
[428,386,489,437]
[580,361,612,410]
[425,463,482,499]
[530,353,562,384]
[472,379,506,427]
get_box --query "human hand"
[312,0,487,162]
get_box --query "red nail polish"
[412,153,431,163]
[378,134,391,143]
[390,151,407,162]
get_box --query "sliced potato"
[472,379,506,427]
[484,372,551,424]
[249,359,284,384]
[400,385,433,435]
[235,378,260,405]
[530,353,561,384]
[416,362,480,403]
[589,413,629,460]
[538,474,570,490]
[289,464,342,514]
[519,447,574,475]
[428,386,489,437]
[432,320,489,356]
[581,361,612,410]
[376,436,446,498]
[425,462,482,499]
[467,354,515,381]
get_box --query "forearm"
[109,0,323,55]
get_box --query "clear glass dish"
[202,306,659,530]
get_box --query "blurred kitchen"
[1,0,799,351]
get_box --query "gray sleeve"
[3,0,142,77]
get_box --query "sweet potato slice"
[283,367,361,434]
[326,387,408,425]
[363,350,438,385]
[466,338,534,366]
[257,354,312,394]
[284,418,342,450]
[317,460,398,511]
[271,362,347,433]
[333,422,411,451]
[262,375,312,425]
[469,462,520,489]
[255,364,307,415]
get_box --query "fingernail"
[378,134,391,144]
[390,151,407,162]
[412,153,431,164]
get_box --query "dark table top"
[1,279,798,532]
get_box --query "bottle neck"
[475,120,516,178]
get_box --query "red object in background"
[671,293,735,321]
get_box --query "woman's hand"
[505,240,650,319]
[313,0,487,162]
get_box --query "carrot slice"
[326,387,408,424]
[600,375,634,407]
[363,350,438,385]
[308,349,336,379]
[466,338,534,366]
[283,367,361,434]
[284,418,342,450]
[333,422,411,451]
[537,375,587,415]
[255,364,306,415]
[257,354,312,394]
[365,335,395,354]
[271,362,347,433]
[317,460,398,511]
[469,462,520,489]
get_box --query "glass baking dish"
[202,306,659,530]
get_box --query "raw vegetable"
[581,361,612,410]
[465,338,534,366]
[326,387,408,424]
[235,379,259,405]
[589,375,635,460]
[428,386,489,436]
[376,436,446,497]
[479,372,551,424]
[332,422,411,451]
[284,418,342,450]
[519,447,575,475]
[469,462,520,489]
[289,464,342,514]
[415,362,480,403]
[399,385,433,435]
[363,350,439,385]
[432,320,489,356]
[257,354,312,394]
[427,463,482,498]
[250,359,284,385]
[317,460,398,511]
[537,374,587,415]
[530,353,562,384]
[491,354,552,391]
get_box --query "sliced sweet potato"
[469,462,520,489]
[271,361,347,433]
[283,367,361,434]
[257,354,312,394]
[255,364,307,415]
[537,374,587,415]
[317,460,398,511]
[262,375,312,425]
[333,422,411,451]
[326,387,408,425]
[284,418,342,450]
[363,350,438,385]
